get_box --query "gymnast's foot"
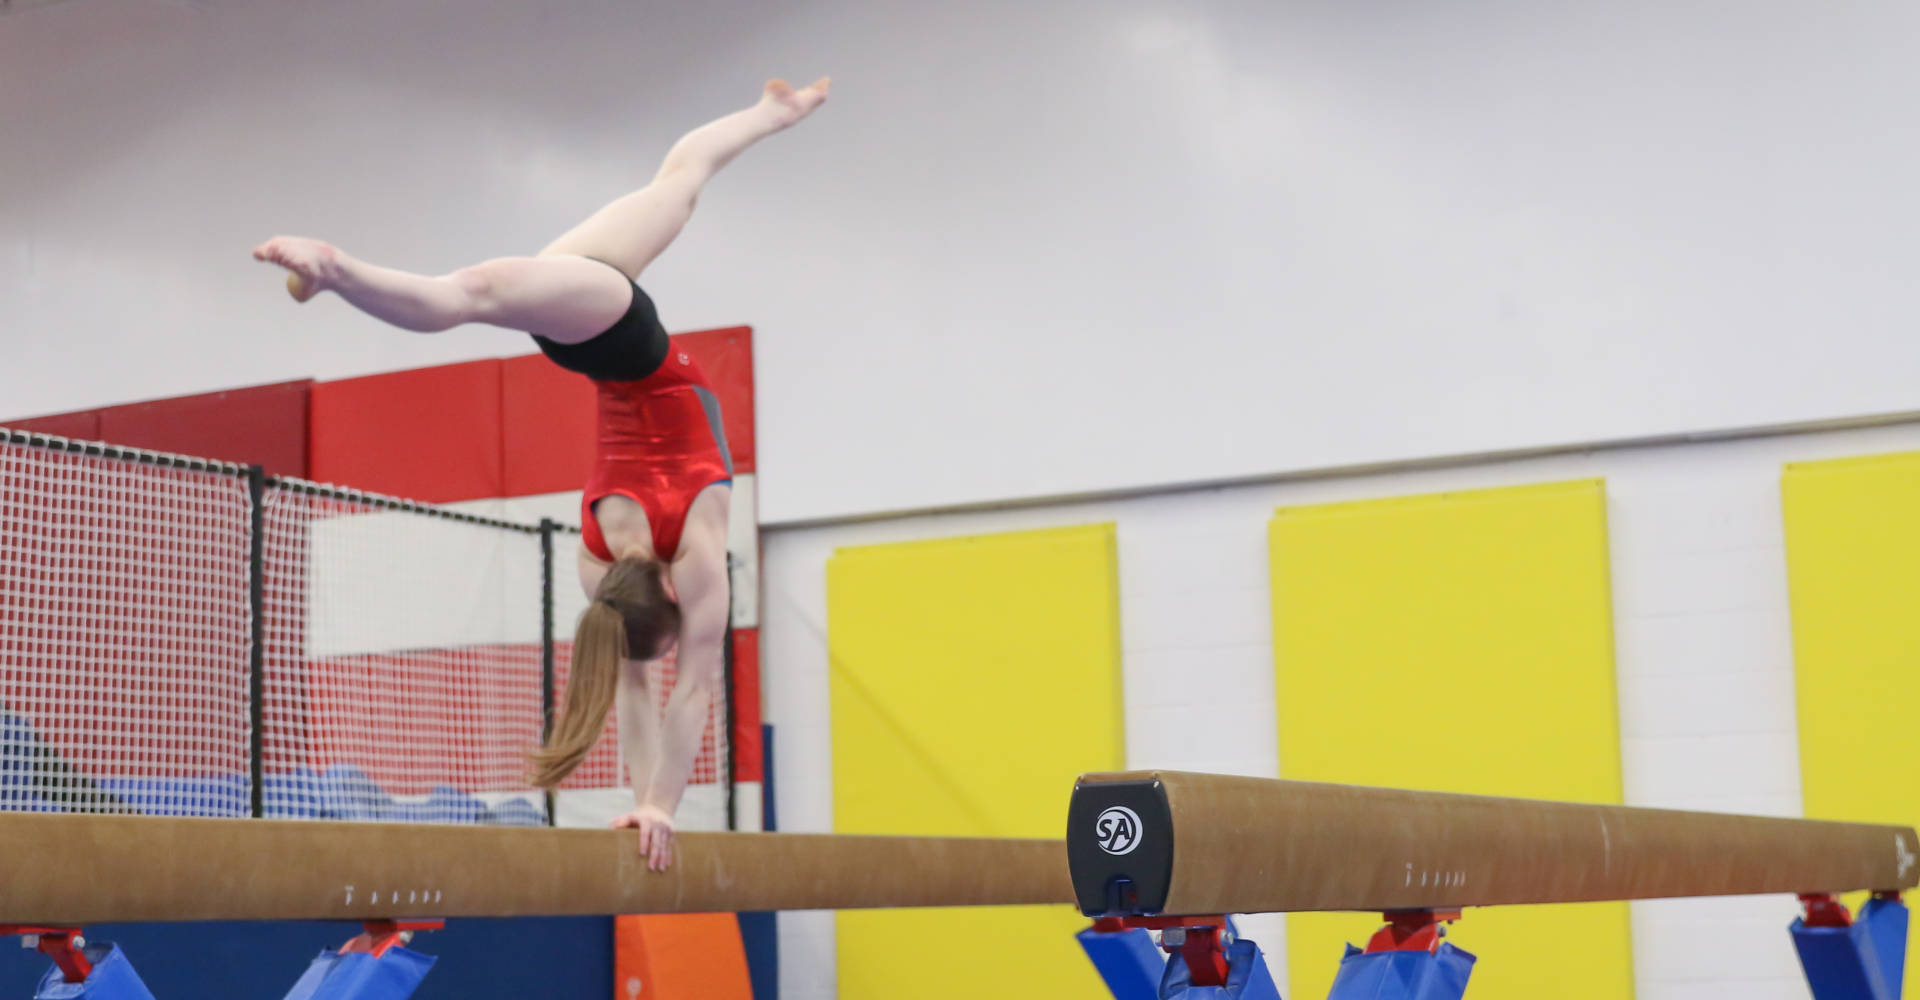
[252,235,341,302]
[760,76,830,129]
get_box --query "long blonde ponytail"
[528,556,680,789]
[529,601,626,788]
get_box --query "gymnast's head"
[528,555,681,788]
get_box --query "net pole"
[723,554,737,832]
[247,465,267,819]
[540,517,557,827]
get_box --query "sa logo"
[1096,806,1142,856]
[678,352,691,366]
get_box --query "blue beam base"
[281,948,436,1000]
[32,945,154,1000]
[1325,943,1475,1000]
[1793,897,1908,1000]
[1160,940,1281,1000]
[1077,925,1165,1000]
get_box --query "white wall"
[761,418,1920,1000]
[8,0,1920,523]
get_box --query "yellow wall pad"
[1784,450,1920,969]
[1269,479,1632,1000]
[828,524,1125,999]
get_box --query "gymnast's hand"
[612,804,676,872]
[251,235,340,302]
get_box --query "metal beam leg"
[282,920,441,1000]
[1,927,155,1000]
[1159,938,1282,999]
[1079,918,1167,1000]
[1793,892,1907,1000]
[1325,910,1475,1000]
[1088,916,1282,999]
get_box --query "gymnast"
[253,77,829,871]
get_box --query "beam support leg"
[282,920,442,1000]
[1792,892,1908,1000]
[1,927,155,1000]
[1096,916,1282,999]
[1326,910,1474,1000]
[1079,918,1167,1000]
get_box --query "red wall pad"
[731,628,762,784]
[1,409,102,440]
[98,380,313,478]
[311,361,504,503]
[500,353,597,498]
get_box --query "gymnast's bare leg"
[252,77,830,342]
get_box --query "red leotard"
[580,347,732,563]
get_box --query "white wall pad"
[555,784,731,834]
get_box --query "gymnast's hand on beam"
[612,804,676,872]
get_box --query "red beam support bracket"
[341,919,446,959]
[1366,910,1464,954]
[1,925,93,983]
[1116,915,1233,988]
[1797,893,1854,929]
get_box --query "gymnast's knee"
[447,257,540,327]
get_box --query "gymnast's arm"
[614,655,668,843]
[639,538,730,822]
[582,545,675,871]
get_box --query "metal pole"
[247,466,267,819]
[539,518,557,827]
[723,553,738,831]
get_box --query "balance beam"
[1066,771,1919,916]
[0,813,1072,924]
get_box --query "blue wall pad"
[1793,898,1909,1000]
[761,724,777,832]
[742,724,778,1000]
[314,764,392,821]
[33,944,155,1000]
[99,776,249,817]
[483,799,547,826]
[1158,939,1281,1000]
[737,912,779,1000]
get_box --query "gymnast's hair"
[528,555,682,789]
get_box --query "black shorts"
[531,262,670,382]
